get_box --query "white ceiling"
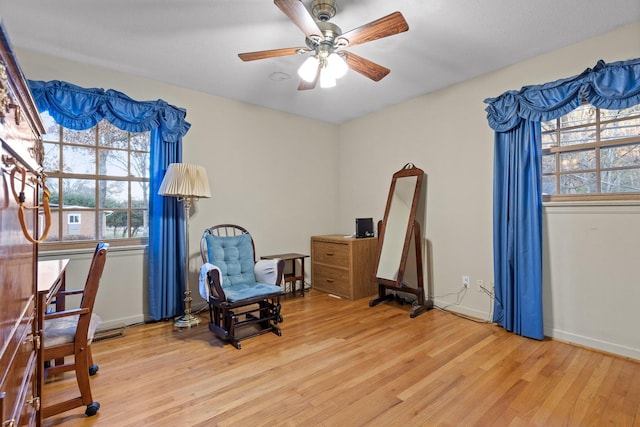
[1,0,639,124]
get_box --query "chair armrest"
[255,259,285,286]
[53,288,84,296]
[200,263,226,301]
[44,307,89,320]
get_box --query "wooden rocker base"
[209,299,283,349]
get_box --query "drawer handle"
[26,396,40,411]
[326,279,334,283]
[7,103,20,126]
[325,252,334,256]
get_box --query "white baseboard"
[97,314,145,331]
[432,299,491,322]
[545,327,640,361]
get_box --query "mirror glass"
[376,175,418,280]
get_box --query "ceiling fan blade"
[298,63,320,90]
[274,0,324,41]
[345,51,390,82]
[338,11,409,48]
[238,47,304,62]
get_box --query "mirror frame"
[370,163,432,317]
[374,163,423,287]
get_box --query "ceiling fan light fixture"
[319,66,336,88]
[298,55,320,82]
[327,52,348,79]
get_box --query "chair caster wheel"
[85,402,100,416]
[277,315,283,323]
[89,364,99,376]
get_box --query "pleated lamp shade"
[158,163,211,198]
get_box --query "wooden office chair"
[200,224,284,349]
[41,242,109,417]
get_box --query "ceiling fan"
[238,0,409,90]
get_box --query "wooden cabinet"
[0,22,45,427]
[310,235,378,300]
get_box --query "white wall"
[20,22,640,359]
[337,22,640,359]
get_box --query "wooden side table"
[260,253,309,297]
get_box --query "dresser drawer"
[0,314,37,427]
[312,240,349,268]
[312,264,350,297]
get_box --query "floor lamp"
[158,163,211,327]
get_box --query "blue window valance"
[28,80,190,140]
[485,58,640,132]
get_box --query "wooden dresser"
[0,22,45,427]
[310,235,378,300]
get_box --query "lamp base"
[174,313,201,328]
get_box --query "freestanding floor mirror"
[369,163,433,318]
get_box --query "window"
[541,103,640,201]
[41,111,150,248]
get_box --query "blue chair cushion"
[223,282,283,302]
[205,233,282,302]
[206,233,256,286]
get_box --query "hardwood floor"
[42,290,640,426]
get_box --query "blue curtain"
[29,80,191,321]
[484,58,640,340]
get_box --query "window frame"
[541,103,640,202]
[40,114,150,250]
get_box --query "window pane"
[560,173,597,194]
[131,131,150,152]
[43,208,60,242]
[600,144,640,168]
[43,176,59,201]
[41,111,59,141]
[541,119,557,132]
[131,210,148,237]
[131,181,149,208]
[601,116,640,142]
[62,210,95,240]
[541,132,558,149]
[601,104,640,121]
[62,178,95,208]
[63,145,95,174]
[559,149,595,172]
[541,119,558,149]
[601,169,640,193]
[560,125,596,147]
[542,153,556,174]
[42,142,60,172]
[562,104,596,128]
[99,148,129,177]
[542,175,557,195]
[99,179,127,209]
[102,210,128,239]
[98,121,128,148]
[130,150,149,178]
[63,127,95,146]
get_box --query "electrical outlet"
[477,279,484,292]
[462,275,470,288]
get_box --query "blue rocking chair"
[199,224,284,349]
